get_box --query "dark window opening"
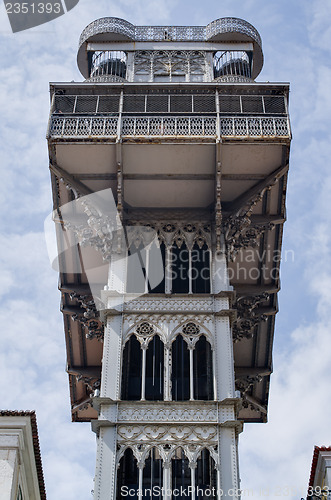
[192,243,210,293]
[172,335,190,401]
[149,242,166,293]
[171,245,189,294]
[196,449,217,499]
[193,336,214,400]
[117,449,139,500]
[145,336,164,401]
[172,448,191,499]
[121,336,142,400]
[143,448,163,499]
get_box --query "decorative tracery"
[133,50,207,82]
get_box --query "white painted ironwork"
[48,115,289,139]
[220,116,289,137]
[121,116,217,137]
[49,116,118,138]
[206,17,262,48]
[53,93,286,115]
[79,17,261,47]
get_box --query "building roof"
[0,410,46,500]
[308,446,331,488]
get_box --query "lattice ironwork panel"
[75,96,98,113]
[261,118,275,135]
[220,117,290,137]
[90,118,105,135]
[121,116,217,137]
[63,118,80,135]
[48,117,118,138]
[49,117,64,136]
[274,118,289,136]
[247,118,262,136]
[98,95,120,113]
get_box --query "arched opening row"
[117,447,217,499]
[121,333,214,401]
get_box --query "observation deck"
[77,16,263,82]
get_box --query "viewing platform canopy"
[77,16,264,83]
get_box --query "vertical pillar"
[218,428,240,500]
[163,463,171,500]
[94,426,117,500]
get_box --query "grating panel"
[54,95,76,113]
[170,95,193,113]
[264,96,286,114]
[98,95,120,113]
[123,95,146,113]
[241,96,263,113]
[146,95,169,113]
[75,96,98,113]
[193,95,216,113]
[219,95,241,113]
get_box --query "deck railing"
[48,115,290,139]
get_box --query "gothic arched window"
[142,448,163,498]
[121,329,165,401]
[145,335,164,401]
[117,448,139,500]
[195,449,217,499]
[171,335,190,401]
[171,448,191,498]
[121,335,142,400]
[193,335,214,400]
[172,326,214,401]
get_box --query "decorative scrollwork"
[232,293,269,342]
[235,375,262,396]
[223,213,274,262]
[70,293,105,341]
[182,322,200,335]
[126,221,212,250]
[136,322,154,336]
[76,375,101,396]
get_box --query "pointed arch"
[142,447,163,498]
[116,448,139,500]
[121,335,142,400]
[195,448,217,499]
[193,335,214,400]
[171,447,191,496]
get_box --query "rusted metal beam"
[49,161,93,196]
[234,284,279,295]
[235,367,272,377]
[224,163,289,217]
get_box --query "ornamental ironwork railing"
[78,17,261,48]
[48,115,290,139]
[206,17,262,48]
[121,116,216,136]
[53,94,287,116]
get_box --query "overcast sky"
[0,0,331,498]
